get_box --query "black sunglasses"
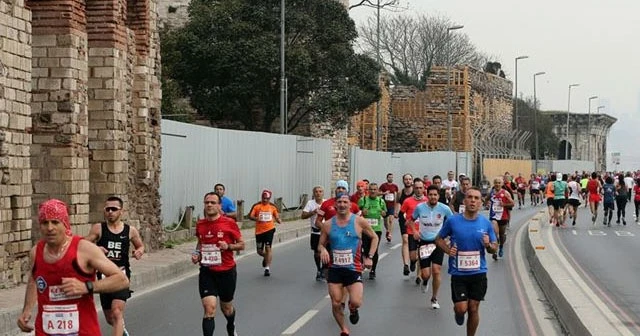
[105,207,121,212]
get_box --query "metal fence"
[160,120,332,226]
[536,160,595,174]
[348,148,473,186]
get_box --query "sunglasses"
[105,207,121,212]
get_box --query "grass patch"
[163,236,196,249]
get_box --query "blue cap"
[336,180,349,192]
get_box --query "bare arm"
[435,236,455,256]
[229,233,245,252]
[129,226,145,260]
[78,240,129,293]
[17,247,36,332]
[84,223,102,243]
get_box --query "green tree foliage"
[514,97,559,159]
[161,0,381,132]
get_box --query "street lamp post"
[533,71,546,172]
[375,0,382,149]
[514,56,529,129]
[279,0,286,134]
[587,95,598,161]
[565,83,580,159]
[447,25,464,152]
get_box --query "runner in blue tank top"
[319,194,379,336]
[436,187,497,336]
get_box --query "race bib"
[457,251,480,271]
[518,183,525,189]
[258,211,273,222]
[332,249,353,266]
[200,244,222,266]
[492,203,503,213]
[42,304,79,335]
[384,193,395,202]
[532,182,540,189]
[48,285,81,302]
[419,244,436,259]
[458,205,466,214]
[366,218,379,226]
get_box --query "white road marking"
[281,310,319,335]
[615,231,635,237]
[378,252,389,260]
[588,230,607,236]
[389,243,402,250]
[572,230,577,235]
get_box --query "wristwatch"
[367,254,374,259]
[85,281,94,294]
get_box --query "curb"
[0,223,310,336]
[525,211,630,336]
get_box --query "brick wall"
[389,65,513,153]
[0,0,33,285]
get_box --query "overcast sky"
[349,0,640,170]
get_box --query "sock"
[202,317,215,336]
[225,309,236,335]
[265,266,270,270]
[314,254,321,271]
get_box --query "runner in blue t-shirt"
[602,176,616,226]
[412,185,454,309]
[436,187,497,334]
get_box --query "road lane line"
[378,252,389,260]
[281,310,319,335]
[572,229,577,235]
[547,225,635,335]
[389,243,402,250]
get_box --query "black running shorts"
[199,266,237,302]
[451,273,487,303]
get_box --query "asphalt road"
[100,206,562,335]
[554,202,640,334]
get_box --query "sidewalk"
[0,219,310,336]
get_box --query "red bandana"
[39,199,71,236]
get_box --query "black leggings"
[362,231,382,272]
[635,200,640,218]
[616,197,627,220]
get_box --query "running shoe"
[421,279,428,293]
[498,247,504,258]
[385,231,392,243]
[415,276,421,285]
[264,269,271,277]
[349,309,360,325]
[226,322,236,336]
[123,328,130,336]
[316,271,323,281]
[340,332,350,336]
[455,313,465,326]
[492,253,498,261]
[403,264,410,276]
[369,271,376,280]
[431,298,440,309]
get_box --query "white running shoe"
[431,298,440,309]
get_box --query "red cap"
[262,189,272,198]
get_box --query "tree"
[358,14,492,88]
[161,0,381,133]
[514,97,559,159]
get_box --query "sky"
[349,0,640,171]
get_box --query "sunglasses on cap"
[105,207,121,212]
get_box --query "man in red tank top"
[17,199,129,336]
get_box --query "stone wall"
[389,65,513,153]
[0,0,162,288]
[0,0,32,285]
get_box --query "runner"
[544,174,556,225]
[358,183,386,279]
[514,173,527,209]
[566,175,581,226]
[379,173,399,243]
[350,181,368,204]
[587,172,603,224]
[442,171,459,192]
[580,173,589,207]
[488,178,514,260]
[634,178,640,223]
[395,174,414,276]
[318,194,379,336]
[529,173,541,206]
[400,179,428,283]
[450,176,471,214]
[436,188,497,336]
[602,176,616,227]
[85,196,145,336]
[17,199,129,335]
[624,172,634,202]
[432,175,449,205]
[214,183,237,219]
[192,192,244,336]
[248,189,281,276]
[615,174,628,225]
[413,185,454,309]
[553,173,568,227]
[301,186,326,281]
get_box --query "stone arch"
[558,140,572,160]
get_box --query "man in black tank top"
[85,196,144,336]
[450,176,471,214]
[395,174,414,276]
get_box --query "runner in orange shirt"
[249,189,281,276]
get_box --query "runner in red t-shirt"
[192,192,245,336]
[379,173,399,243]
[400,179,427,283]
[514,173,527,209]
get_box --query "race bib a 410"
[200,244,222,266]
